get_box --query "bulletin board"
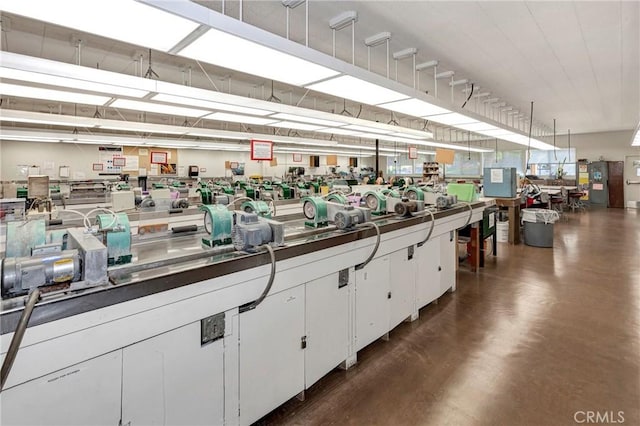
[121,146,178,176]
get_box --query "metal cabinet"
[304,272,350,389]
[389,247,417,330]
[355,255,391,352]
[1,351,122,425]
[121,321,225,426]
[239,285,305,426]
[439,232,457,294]
[416,238,441,309]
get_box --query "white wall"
[570,130,639,162]
[0,141,375,181]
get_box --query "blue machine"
[483,167,517,198]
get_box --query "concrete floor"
[261,208,640,425]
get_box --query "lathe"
[0,195,492,426]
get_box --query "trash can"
[522,209,559,248]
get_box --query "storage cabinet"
[121,322,225,426]
[355,256,390,352]
[1,351,122,425]
[389,247,417,330]
[416,238,441,309]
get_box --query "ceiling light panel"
[110,99,210,118]
[151,93,273,116]
[0,67,149,98]
[343,124,393,134]
[457,123,500,132]
[205,112,278,126]
[378,98,450,118]
[1,0,200,52]
[270,113,345,127]
[425,112,477,126]
[306,75,409,106]
[0,82,111,105]
[177,28,339,86]
[314,128,361,136]
[267,121,324,131]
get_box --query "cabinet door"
[1,351,122,426]
[239,285,305,426]
[305,272,349,388]
[416,239,441,309]
[122,321,224,426]
[355,256,390,352]
[389,248,416,330]
[439,231,457,294]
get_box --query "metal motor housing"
[2,250,81,298]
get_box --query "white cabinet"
[439,231,457,293]
[416,238,441,309]
[355,255,390,352]
[1,351,122,426]
[121,321,224,426]
[304,272,349,388]
[389,247,417,330]
[239,285,305,426]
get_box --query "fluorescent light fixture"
[0,0,200,52]
[416,60,438,71]
[329,11,358,30]
[449,79,469,87]
[365,32,391,47]
[425,112,477,126]
[389,132,425,140]
[270,137,338,147]
[0,67,149,98]
[484,98,500,103]
[343,124,393,134]
[205,112,278,126]
[151,93,273,116]
[0,82,111,105]
[282,0,306,8]
[98,121,189,135]
[270,113,345,127]
[0,109,96,128]
[473,92,491,98]
[475,129,512,137]
[307,75,409,106]
[457,123,499,132]
[177,28,339,86]
[435,71,455,79]
[110,99,210,118]
[268,121,323,131]
[393,48,417,60]
[314,128,361,136]
[632,125,640,146]
[378,98,450,117]
[500,107,513,112]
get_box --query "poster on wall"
[150,151,168,164]
[293,153,302,162]
[408,146,418,159]
[250,139,273,161]
[98,146,124,173]
[231,163,245,176]
[112,157,126,167]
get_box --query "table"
[493,196,521,244]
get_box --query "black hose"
[172,225,198,233]
[355,222,381,271]
[239,244,276,313]
[458,202,474,230]
[1,289,41,392]
[417,208,436,248]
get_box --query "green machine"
[308,180,320,194]
[302,196,329,228]
[215,181,235,195]
[200,204,233,247]
[236,181,257,200]
[241,200,271,218]
[404,186,425,201]
[97,212,132,265]
[171,181,186,188]
[115,183,131,191]
[260,180,274,192]
[152,183,167,189]
[17,187,28,198]
[274,182,293,199]
[362,190,387,215]
[197,182,212,205]
[326,193,348,204]
[381,188,401,198]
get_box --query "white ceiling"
[233,0,639,135]
[1,0,638,142]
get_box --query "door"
[355,256,390,352]
[624,155,640,208]
[389,247,416,330]
[122,322,225,426]
[239,285,305,426]
[607,161,624,208]
[415,238,441,309]
[1,351,122,425]
[305,272,349,389]
[439,232,457,294]
[589,161,608,206]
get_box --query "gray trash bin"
[522,209,559,248]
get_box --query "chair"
[568,188,586,213]
[550,187,568,220]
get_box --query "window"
[482,150,525,176]
[444,152,482,177]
